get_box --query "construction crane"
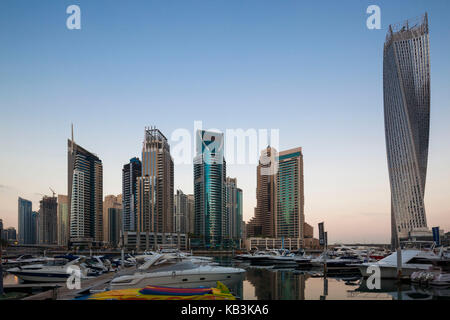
[49,187,56,198]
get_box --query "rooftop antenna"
[70,123,74,153]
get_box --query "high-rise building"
[122,157,142,232]
[57,195,69,247]
[187,194,195,235]
[174,189,188,234]
[68,127,103,246]
[3,227,17,242]
[31,211,38,244]
[0,219,3,241]
[255,146,278,237]
[383,14,430,248]
[247,146,309,248]
[18,197,34,244]
[38,196,57,245]
[137,127,174,235]
[225,177,243,245]
[103,194,122,245]
[276,148,305,239]
[108,206,122,248]
[194,130,226,248]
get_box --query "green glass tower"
[194,130,226,248]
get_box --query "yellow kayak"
[87,281,236,300]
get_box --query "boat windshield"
[44,259,69,266]
[144,261,199,273]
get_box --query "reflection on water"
[213,256,450,300]
[3,273,20,285]
[3,257,450,300]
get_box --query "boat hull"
[358,265,430,279]
[111,271,245,290]
[8,271,70,283]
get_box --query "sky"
[1,0,449,243]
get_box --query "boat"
[2,254,52,267]
[7,257,88,283]
[357,249,439,279]
[293,250,313,268]
[110,253,245,289]
[81,255,112,275]
[237,250,268,263]
[247,249,293,266]
[411,270,450,286]
[87,281,236,300]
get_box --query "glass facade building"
[383,14,430,247]
[68,136,103,246]
[122,157,142,232]
[194,130,226,248]
[108,207,122,247]
[275,148,304,239]
[225,177,243,246]
[18,197,34,244]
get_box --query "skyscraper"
[135,127,174,248]
[187,194,195,235]
[383,14,430,248]
[57,195,69,247]
[108,206,122,248]
[18,197,34,244]
[255,146,278,237]
[174,189,188,234]
[276,148,305,239]
[247,146,309,249]
[194,130,226,248]
[38,196,57,245]
[68,127,103,246]
[103,195,122,245]
[225,177,243,245]
[122,157,142,232]
[31,211,38,244]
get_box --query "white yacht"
[110,254,245,289]
[357,249,438,279]
[246,249,288,265]
[2,254,52,267]
[7,257,88,283]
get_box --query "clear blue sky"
[1,0,449,243]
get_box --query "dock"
[5,268,134,300]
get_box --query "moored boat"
[110,254,245,289]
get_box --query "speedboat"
[265,250,298,267]
[357,249,439,279]
[311,252,366,272]
[81,256,112,275]
[293,251,313,268]
[110,254,245,289]
[247,249,291,266]
[7,257,88,283]
[2,254,52,267]
[411,270,450,286]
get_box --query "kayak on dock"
[85,281,236,300]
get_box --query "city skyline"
[1,1,450,244]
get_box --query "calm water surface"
[3,256,449,300]
[214,256,450,300]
